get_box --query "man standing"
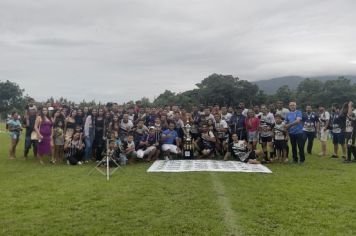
[285,102,305,164]
[23,106,38,159]
[259,105,275,161]
[318,104,330,157]
[302,105,319,154]
[275,101,289,120]
[330,103,346,159]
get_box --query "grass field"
[1,124,356,236]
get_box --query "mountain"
[253,75,356,94]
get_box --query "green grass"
[1,123,356,236]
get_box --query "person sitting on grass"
[224,133,261,164]
[64,132,84,165]
[118,134,137,164]
[161,122,181,160]
[195,123,216,159]
[7,111,22,160]
[137,127,160,162]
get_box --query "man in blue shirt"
[285,102,305,164]
[161,122,181,160]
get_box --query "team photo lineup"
[6,98,356,166]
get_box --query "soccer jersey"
[330,111,344,134]
[346,115,355,133]
[228,141,251,162]
[259,113,275,137]
[215,119,228,139]
[274,122,287,140]
[302,112,318,132]
[319,111,330,129]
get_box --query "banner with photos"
[147,160,272,173]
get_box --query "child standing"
[53,119,65,163]
[273,114,289,163]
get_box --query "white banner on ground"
[147,160,272,173]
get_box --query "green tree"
[0,80,25,119]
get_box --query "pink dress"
[38,118,53,156]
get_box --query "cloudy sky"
[1,0,356,103]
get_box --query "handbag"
[30,131,39,141]
[31,120,42,141]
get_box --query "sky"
[1,0,356,103]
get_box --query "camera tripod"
[89,137,120,180]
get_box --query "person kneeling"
[195,124,216,159]
[64,132,85,165]
[118,134,137,164]
[137,127,160,162]
[224,133,261,164]
[161,123,181,160]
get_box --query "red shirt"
[245,117,260,132]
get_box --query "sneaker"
[67,160,70,165]
[78,161,82,165]
[330,154,338,159]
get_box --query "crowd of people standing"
[5,98,356,165]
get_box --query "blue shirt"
[162,129,178,144]
[286,110,303,134]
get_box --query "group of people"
[5,99,356,165]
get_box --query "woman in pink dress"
[35,107,53,164]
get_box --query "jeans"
[303,131,315,154]
[84,136,94,161]
[24,136,38,157]
[289,133,305,163]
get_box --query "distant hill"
[253,75,356,94]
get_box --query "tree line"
[1,74,356,118]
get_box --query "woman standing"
[84,108,97,162]
[245,110,260,150]
[35,107,53,164]
[64,109,77,142]
[93,108,105,161]
[52,110,65,163]
[7,111,22,159]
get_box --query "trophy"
[182,121,194,159]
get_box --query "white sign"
[147,160,272,173]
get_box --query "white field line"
[210,173,240,236]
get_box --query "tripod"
[89,137,120,180]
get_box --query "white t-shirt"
[221,113,232,122]
[276,108,289,120]
[319,111,330,129]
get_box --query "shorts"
[234,150,257,163]
[320,128,328,142]
[259,136,272,143]
[137,146,156,158]
[9,132,20,140]
[248,131,258,142]
[162,144,180,154]
[274,140,287,151]
[332,132,345,145]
